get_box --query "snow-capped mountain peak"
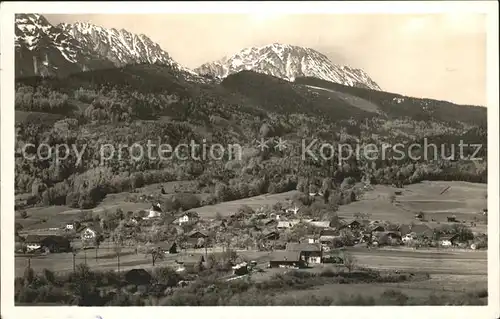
[195,43,381,90]
[15,14,206,82]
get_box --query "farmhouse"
[146,203,163,219]
[307,221,331,229]
[185,230,208,248]
[268,251,305,269]
[79,223,103,242]
[175,254,205,272]
[24,235,45,251]
[318,235,342,246]
[261,218,278,228]
[285,206,299,215]
[402,233,417,244]
[447,216,457,222]
[277,221,293,229]
[440,234,460,247]
[232,262,249,276]
[187,230,208,239]
[339,219,361,230]
[286,242,322,264]
[157,242,178,254]
[320,228,339,237]
[178,211,199,226]
[373,231,402,246]
[369,224,386,233]
[263,231,280,241]
[24,235,71,253]
[398,224,433,238]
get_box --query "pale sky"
[45,14,487,106]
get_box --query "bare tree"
[146,246,165,267]
[343,252,357,273]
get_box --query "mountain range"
[14,14,380,90]
[195,43,381,90]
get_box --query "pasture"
[190,191,300,218]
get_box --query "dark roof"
[320,228,339,236]
[125,268,152,285]
[341,219,361,227]
[269,251,302,262]
[187,230,208,238]
[25,235,69,245]
[151,204,162,212]
[370,225,385,231]
[398,224,431,235]
[261,218,276,225]
[157,241,176,250]
[25,234,45,243]
[184,211,199,218]
[286,242,322,252]
[263,231,279,239]
[318,235,340,243]
[440,234,460,241]
[79,222,103,234]
[376,231,402,239]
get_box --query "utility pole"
[72,251,76,272]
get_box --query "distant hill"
[294,77,487,127]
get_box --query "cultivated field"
[190,191,300,218]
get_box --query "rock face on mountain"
[15,14,113,77]
[195,43,381,90]
[15,14,204,82]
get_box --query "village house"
[373,231,402,246]
[268,251,305,269]
[402,233,417,244]
[284,206,299,215]
[79,223,104,247]
[185,230,208,248]
[64,222,75,231]
[440,234,460,247]
[145,203,163,219]
[24,235,71,253]
[398,224,433,239]
[178,211,199,226]
[447,215,458,222]
[277,221,293,230]
[320,228,339,237]
[260,218,278,228]
[307,220,331,229]
[175,255,205,272]
[339,219,361,230]
[415,212,424,220]
[157,241,178,254]
[262,230,280,241]
[286,242,322,265]
[318,235,343,248]
[232,262,249,276]
[369,224,386,233]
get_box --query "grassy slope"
[294,76,487,126]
